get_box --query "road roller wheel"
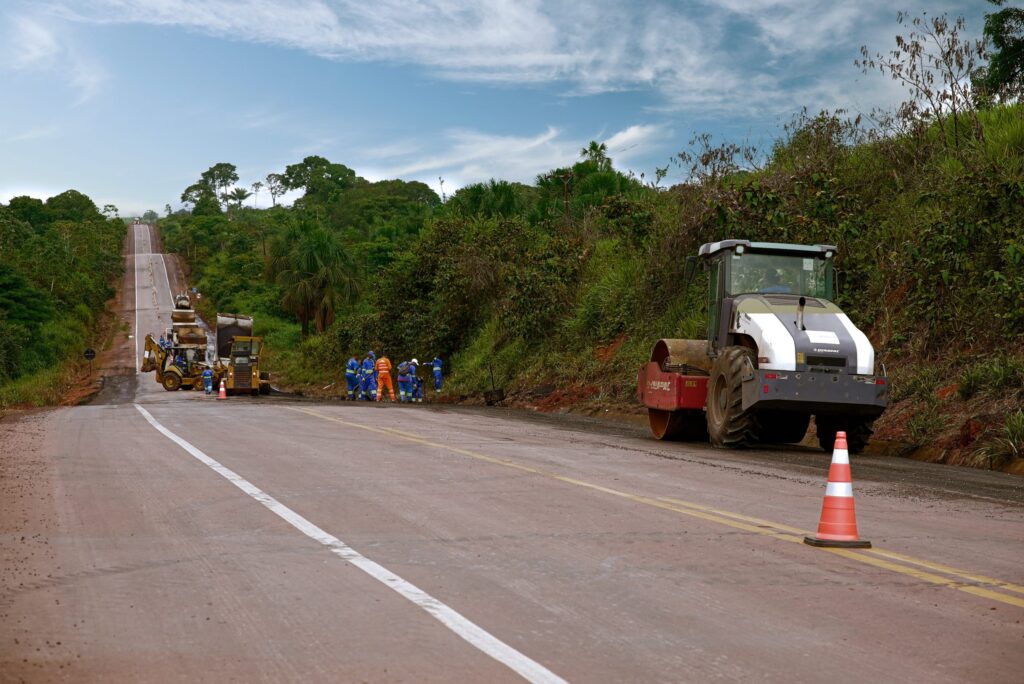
[815,416,874,454]
[648,409,708,441]
[706,346,759,448]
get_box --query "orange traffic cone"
[217,378,228,400]
[804,431,871,548]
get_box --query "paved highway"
[1,226,1022,682]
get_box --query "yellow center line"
[286,406,1024,610]
[657,497,1024,597]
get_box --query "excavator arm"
[140,334,166,374]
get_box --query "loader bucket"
[140,334,162,373]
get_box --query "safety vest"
[376,357,391,373]
[346,359,359,376]
[432,358,442,373]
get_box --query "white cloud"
[356,122,669,193]
[1,13,108,105]
[3,125,60,143]
[57,0,926,115]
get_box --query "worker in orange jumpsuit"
[375,353,396,401]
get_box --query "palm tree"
[226,187,252,210]
[251,181,263,208]
[580,140,611,171]
[270,218,359,337]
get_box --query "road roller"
[637,240,888,453]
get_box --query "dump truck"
[637,240,888,453]
[216,313,271,395]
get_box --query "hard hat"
[411,358,418,364]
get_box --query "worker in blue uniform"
[432,356,443,392]
[396,360,411,402]
[360,351,376,401]
[345,355,360,400]
[409,358,423,402]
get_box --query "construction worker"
[345,355,360,400]
[396,360,411,402]
[432,356,443,392]
[202,366,214,395]
[409,358,423,402]
[359,351,376,401]
[375,352,396,401]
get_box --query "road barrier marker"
[285,406,1024,610]
[134,403,566,684]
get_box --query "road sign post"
[84,347,96,376]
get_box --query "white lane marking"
[158,254,173,308]
[132,403,565,684]
[134,224,140,373]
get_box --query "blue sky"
[0,1,989,215]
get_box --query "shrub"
[958,355,1024,399]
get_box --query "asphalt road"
[1,225,1022,683]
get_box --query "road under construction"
[0,224,1021,682]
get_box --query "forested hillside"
[161,12,1022,468]
[0,191,126,407]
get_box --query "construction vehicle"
[140,293,219,391]
[141,333,217,391]
[216,313,271,395]
[637,240,888,453]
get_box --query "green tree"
[983,1,1024,100]
[142,209,159,223]
[6,196,48,229]
[226,187,252,210]
[580,140,611,171]
[45,190,104,223]
[251,181,263,208]
[266,173,286,206]
[271,217,359,336]
[0,263,54,329]
[200,163,239,209]
[283,156,356,206]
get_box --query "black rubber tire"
[707,346,759,448]
[162,373,182,391]
[759,411,811,444]
[648,409,708,441]
[816,415,874,454]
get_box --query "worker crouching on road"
[396,360,411,402]
[345,355,360,400]
[375,353,397,401]
[359,351,376,400]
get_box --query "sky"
[0,0,991,216]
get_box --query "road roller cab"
[637,240,888,453]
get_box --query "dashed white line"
[133,403,566,684]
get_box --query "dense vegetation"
[157,11,1021,468]
[0,191,126,407]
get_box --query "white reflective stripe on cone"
[831,448,850,465]
[826,482,853,497]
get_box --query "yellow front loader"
[141,334,220,391]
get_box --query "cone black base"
[804,536,871,548]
